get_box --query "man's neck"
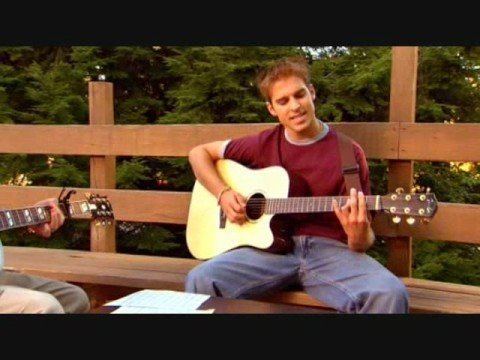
[285,118,323,142]
[284,119,329,146]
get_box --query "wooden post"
[89,81,116,252]
[387,47,418,277]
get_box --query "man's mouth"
[290,112,306,121]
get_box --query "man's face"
[266,76,317,140]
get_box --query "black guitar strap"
[336,131,362,195]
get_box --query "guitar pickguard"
[266,215,294,254]
[219,209,227,229]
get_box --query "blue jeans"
[185,236,409,313]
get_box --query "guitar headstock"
[83,193,114,226]
[381,187,438,225]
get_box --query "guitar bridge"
[219,209,227,229]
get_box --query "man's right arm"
[188,141,247,224]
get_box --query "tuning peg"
[410,187,417,194]
[420,218,430,225]
[395,187,404,195]
[406,217,416,225]
[392,216,401,224]
[426,187,431,194]
[95,221,101,226]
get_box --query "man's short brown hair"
[256,57,311,102]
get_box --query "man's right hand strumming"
[189,140,248,226]
[218,188,247,225]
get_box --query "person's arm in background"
[28,198,66,238]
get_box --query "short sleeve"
[223,134,261,167]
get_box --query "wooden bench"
[5,246,480,313]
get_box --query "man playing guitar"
[0,198,90,314]
[185,57,409,313]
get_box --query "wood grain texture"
[373,203,480,244]
[5,246,480,313]
[387,46,419,277]
[0,185,191,224]
[89,82,116,252]
[387,160,414,276]
[399,123,480,162]
[0,122,398,159]
[1,185,479,244]
[3,122,480,162]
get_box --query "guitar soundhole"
[246,193,266,221]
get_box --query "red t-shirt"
[222,123,371,243]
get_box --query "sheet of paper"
[106,290,210,311]
[111,306,214,314]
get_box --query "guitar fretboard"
[0,201,91,232]
[262,195,383,214]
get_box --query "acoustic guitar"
[186,160,438,260]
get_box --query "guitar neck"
[263,195,383,214]
[0,200,91,232]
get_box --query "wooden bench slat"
[4,247,199,277]
[4,246,480,313]
[406,287,480,313]
[402,277,480,297]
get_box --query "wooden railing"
[1,46,479,278]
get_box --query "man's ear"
[308,84,316,101]
[266,101,277,117]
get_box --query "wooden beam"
[399,123,480,162]
[1,185,479,245]
[89,82,116,252]
[4,122,480,162]
[387,46,419,277]
[373,203,480,244]
[0,123,399,159]
[0,185,191,224]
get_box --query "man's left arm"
[333,143,375,252]
[28,198,66,238]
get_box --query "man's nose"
[290,98,301,111]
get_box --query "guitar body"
[186,160,292,260]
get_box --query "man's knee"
[185,264,222,296]
[185,265,210,292]
[60,284,91,314]
[378,277,409,304]
[361,275,409,313]
[70,285,90,313]
[26,292,65,314]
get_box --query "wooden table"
[92,296,333,314]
